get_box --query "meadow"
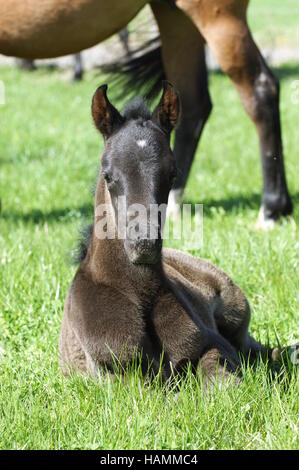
[248,0,299,48]
[0,56,298,448]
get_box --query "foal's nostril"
[125,221,162,264]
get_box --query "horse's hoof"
[255,206,296,231]
[255,206,276,231]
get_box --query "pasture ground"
[248,0,299,49]
[0,63,298,449]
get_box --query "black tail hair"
[100,37,165,103]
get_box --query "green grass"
[248,0,299,48]
[0,65,298,450]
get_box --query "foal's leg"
[151,2,212,216]
[60,271,171,380]
[163,248,271,363]
[199,347,241,389]
[198,327,242,388]
[177,0,292,227]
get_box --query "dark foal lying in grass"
[59,82,280,385]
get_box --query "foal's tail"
[100,36,165,102]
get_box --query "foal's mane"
[122,97,151,121]
[74,223,94,265]
[74,96,152,265]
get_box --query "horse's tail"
[100,37,165,103]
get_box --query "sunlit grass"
[248,0,299,48]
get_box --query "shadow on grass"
[184,192,299,218]
[1,203,93,224]
[1,192,298,224]
[272,64,299,80]
[184,193,261,217]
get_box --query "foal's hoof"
[271,343,299,368]
[271,348,280,361]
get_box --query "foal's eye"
[103,172,113,184]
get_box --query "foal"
[59,82,276,383]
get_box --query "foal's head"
[91,82,180,265]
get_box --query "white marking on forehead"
[136,139,147,148]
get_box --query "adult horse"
[0,0,293,226]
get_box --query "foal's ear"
[152,81,180,135]
[91,84,124,138]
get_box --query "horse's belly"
[0,0,146,59]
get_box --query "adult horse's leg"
[151,2,212,216]
[118,27,131,57]
[16,58,36,71]
[177,0,293,227]
[73,53,84,81]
